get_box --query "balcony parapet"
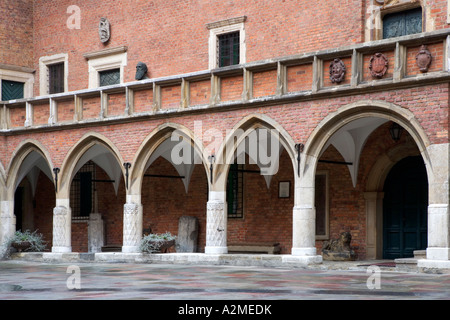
[2,29,450,133]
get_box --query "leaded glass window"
[383,8,422,39]
[99,68,120,87]
[218,32,240,67]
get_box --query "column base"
[426,247,450,260]
[51,246,72,253]
[282,255,323,266]
[291,247,317,256]
[122,245,140,253]
[205,246,228,254]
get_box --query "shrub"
[139,232,176,253]
[6,230,47,253]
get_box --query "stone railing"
[2,29,450,133]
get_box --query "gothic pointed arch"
[213,114,297,192]
[58,132,125,199]
[302,100,432,187]
[129,122,209,196]
[6,139,54,200]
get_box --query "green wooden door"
[383,156,428,259]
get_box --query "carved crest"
[369,53,388,79]
[329,58,346,84]
[99,18,111,43]
[416,45,432,73]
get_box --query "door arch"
[383,155,428,259]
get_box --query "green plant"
[6,230,47,253]
[140,232,176,253]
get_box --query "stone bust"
[135,62,149,80]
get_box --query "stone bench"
[101,245,121,252]
[228,242,281,254]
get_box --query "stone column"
[122,199,143,253]
[0,200,15,257]
[426,144,450,261]
[88,213,104,253]
[289,158,322,264]
[52,202,72,253]
[205,191,227,254]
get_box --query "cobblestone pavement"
[0,260,449,303]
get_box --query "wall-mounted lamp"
[208,155,215,185]
[294,143,304,177]
[53,168,60,193]
[389,122,403,142]
[123,162,131,190]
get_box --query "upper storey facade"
[1,0,449,99]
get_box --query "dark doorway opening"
[383,156,428,259]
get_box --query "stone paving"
[0,259,449,301]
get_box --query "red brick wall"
[142,157,208,252]
[29,0,369,95]
[33,172,55,250]
[228,150,294,254]
[0,0,33,68]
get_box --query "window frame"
[0,65,34,101]
[382,7,423,40]
[83,46,127,89]
[365,4,425,42]
[39,53,69,96]
[207,16,246,69]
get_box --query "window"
[71,161,95,219]
[83,46,127,89]
[218,32,240,67]
[99,68,120,87]
[1,80,24,101]
[48,63,65,94]
[315,171,329,239]
[207,16,246,69]
[39,53,68,95]
[227,163,244,218]
[383,7,422,39]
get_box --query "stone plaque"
[99,18,111,43]
[369,53,388,79]
[329,58,346,84]
[416,45,432,73]
[176,216,199,253]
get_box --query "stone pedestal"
[205,199,227,254]
[122,203,142,253]
[322,250,357,261]
[0,200,15,258]
[176,216,199,253]
[88,213,104,253]
[52,206,72,253]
